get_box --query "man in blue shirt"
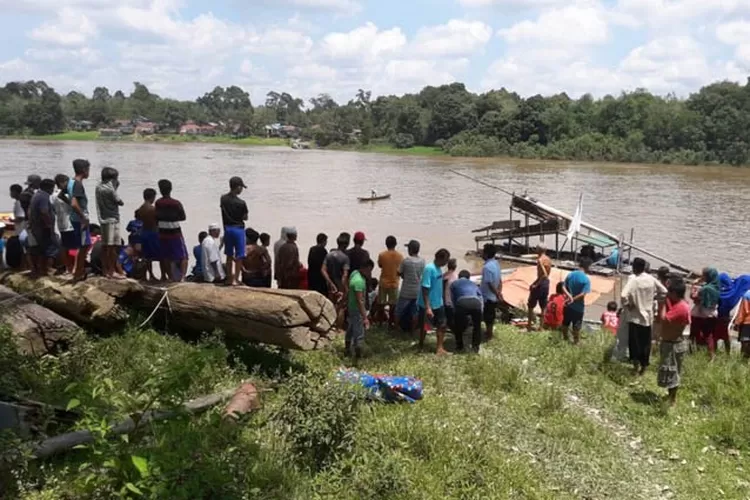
[450,270,484,353]
[480,244,502,340]
[417,248,451,355]
[562,257,593,344]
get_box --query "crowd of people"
[3,159,750,407]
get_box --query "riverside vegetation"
[2,322,749,499]
[4,79,750,165]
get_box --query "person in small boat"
[370,189,377,198]
[561,257,592,344]
[242,228,271,287]
[276,227,301,289]
[527,243,551,332]
[450,269,484,353]
[307,233,329,295]
[690,267,721,359]
[657,278,691,406]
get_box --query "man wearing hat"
[24,174,42,195]
[396,239,426,333]
[347,231,370,274]
[201,223,226,284]
[220,176,248,286]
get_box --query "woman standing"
[690,267,721,359]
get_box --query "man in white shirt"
[621,257,667,375]
[201,223,226,284]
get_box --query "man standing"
[201,223,226,284]
[480,244,502,340]
[69,159,92,282]
[220,176,249,286]
[322,232,351,327]
[562,257,593,344]
[24,174,41,195]
[155,179,188,282]
[53,174,74,275]
[347,258,374,359]
[95,167,125,279]
[347,231,370,274]
[451,270,484,353]
[622,257,667,375]
[135,188,160,281]
[276,227,301,289]
[273,227,292,284]
[28,178,57,276]
[396,239,425,334]
[9,184,25,232]
[377,235,403,328]
[417,248,451,355]
[527,244,552,331]
[307,233,329,296]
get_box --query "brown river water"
[1,140,749,276]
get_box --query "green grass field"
[3,322,748,499]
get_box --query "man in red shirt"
[657,278,691,407]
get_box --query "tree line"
[2,78,750,165]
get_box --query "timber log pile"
[0,272,337,351]
[0,284,82,356]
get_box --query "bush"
[392,133,415,149]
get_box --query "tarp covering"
[719,273,750,318]
[337,368,423,403]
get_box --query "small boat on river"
[358,194,391,202]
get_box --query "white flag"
[566,193,584,241]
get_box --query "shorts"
[378,286,399,305]
[101,221,121,246]
[70,221,92,250]
[346,308,366,347]
[396,297,417,321]
[563,305,585,329]
[739,325,750,343]
[30,230,57,258]
[527,279,550,311]
[224,226,246,259]
[60,230,77,249]
[657,340,687,389]
[140,230,161,260]
[159,234,188,261]
[418,306,448,331]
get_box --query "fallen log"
[0,272,337,351]
[0,284,82,356]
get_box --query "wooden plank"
[471,220,521,233]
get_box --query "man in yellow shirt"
[377,235,404,329]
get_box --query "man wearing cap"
[527,243,552,331]
[220,176,249,286]
[201,223,226,284]
[347,231,370,274]
[24,174,42,195]
[396,239,426,333]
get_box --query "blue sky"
[0,0,749,105]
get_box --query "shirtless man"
[135,188,160,281]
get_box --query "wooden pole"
[620,241,692,274]
[627,228,635,264]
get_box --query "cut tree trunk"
[0,284,82,356]
[0,272,337,350]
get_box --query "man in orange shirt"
[377,235,404,329]
[527,243,552,331]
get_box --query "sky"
[0,0,749,105]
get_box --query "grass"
[2,322,749,499]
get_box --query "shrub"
[392,133,415,149]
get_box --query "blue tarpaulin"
[719,273,750,317]
[337,368,423,403]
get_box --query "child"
[601,301,619,335]
[735,290,750,360]
[543,282,566,330]
[657,279,691,406]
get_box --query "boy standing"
[69,159,92,282]
[657,279,691,406]
[220,176,248,286]
[417,248,451,355]
[347,258,374,359]
[95,167,125,279]
[135,188,160,281]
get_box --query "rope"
[138,290,170,329]
[0,285,52,307]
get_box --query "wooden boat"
[358,194,391,202]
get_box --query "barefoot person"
[155,179,188,282]
[322,232,351,327]
[307,233,329,296]
[418,248,451,355]
[657,278,691,406]
[53,174,74,275]
[135,188,160,281]
[622,257,667,375]
[562,257,592,344]
[690,267,721,359]
[28,179,57,276]
[95,167,125,279]
[68,159,92,281]
[450,270,484,353]
[377,235,403,328]
[480,244,502,340]
[242,228,271,287]
[527,244,551,331]
[220,176,248,286]
[347,258,374,359]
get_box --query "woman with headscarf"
[690,267,721,359]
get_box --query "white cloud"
[25,47,101,65]
[320,22,406,62]
[245,28,313,55]
[499,4,608,46]
[29,7,98,46]
[240,59,253,74]
[411,20,492,57]
[615,0,750,28]
[245,0,360,13]
[287,62,338,80]
[459,0,566,7]
[385,58,467,84]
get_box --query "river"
[1,140,748,276]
